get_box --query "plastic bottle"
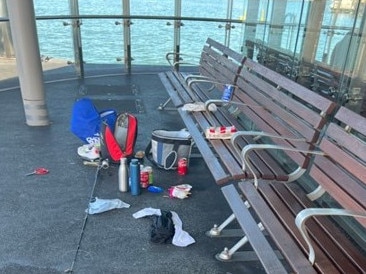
[130,159,141,196]
[118,157,128,192]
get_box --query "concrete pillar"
[6,0,50,126]
[268,0,286,49]
[301,0,327,63]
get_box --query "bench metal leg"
[158,97,176,111]
[206,200,251,238]
[206,214,243,237]
[216,223,265,262]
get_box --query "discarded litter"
[182,102,217,112]
[150,210,175,244]
[25,167,49,176]
[132,207,195,247]
[168,184,192,199]
[86,197,130,214]
[147,185,163,193]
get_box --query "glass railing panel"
[230,0,248,53]
[179,0,246,60]
[129,19,173,65]
[35,19,74,63]
[340,1,366,114]
[78,0,122,15]
[77,0,125,65]
[179,1,226,62]
[242,0,270,64]
[34,0,70,16]
[179,21,225,61]
[182,0,226,18]
[78,19,125,64]
[33,0,75,77]
[130,0,174,66]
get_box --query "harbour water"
[34,0,245,65]
[32,0,357,66]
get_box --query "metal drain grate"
[79,84,133,97]
[92,99,143,114]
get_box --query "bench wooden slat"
[237,73,323,141]
[167,71,198,103]
[275,182,366,273]
[186,81,293,182]
[177,108,230,184]
[206,37,245,64]
[311,107,366,227]
[191,111,246,181]
[159,72,185,107]
[260,183,343,273]
[237,182,318,274]
[244,58,337,113]
[221,184,288,274]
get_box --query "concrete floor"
[0,63,267,274]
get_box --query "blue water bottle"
[130,159,140,196]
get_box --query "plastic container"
[130,159,141,195]
[118,157,128,192]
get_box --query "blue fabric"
[70,98,102,144]
[100,109,117,133]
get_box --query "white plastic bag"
[86,197,130,214]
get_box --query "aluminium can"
[177,158,188,176]
[140,169,149,188]
[221,84,235,102]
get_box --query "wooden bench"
[214,106,366,273]
[158,38,245,110]
[173,57,336,185]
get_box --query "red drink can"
[140,170,149,188]
[177,158,188,175]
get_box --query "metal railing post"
[225,0,234,47]
[123,0,131,73]
[69,0,84,78]
[174,0,182,71]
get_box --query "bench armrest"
[295,208,366,265]
[165,52,200,69]
[204,99,265,112]
[230,131,308,171]
[187,78,230,92]
[239,144,324,188]
[231,131,306,146]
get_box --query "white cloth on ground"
[132,207,196,247]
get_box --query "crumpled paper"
[132,207,196,247]
[182,102,217,112]
[86,197,130,214]
[168,184,192,199]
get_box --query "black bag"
[150,211,175,244]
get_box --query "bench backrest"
[234,58,337,168]
[311,106,366,227]
[199,38,246,86]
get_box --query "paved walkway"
[0,57,70,82]
[0,64,266,274]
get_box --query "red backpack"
[100,113,138,163]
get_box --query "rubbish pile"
[70,97,196,247]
